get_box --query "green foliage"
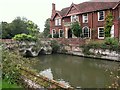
[104,37,118,45]
[81,38,120,54]
[53,33,59,38]
[2,17,40,39]
[70,21,82,37]
[13,34,37,41]
[104,12,114,37]
[43,18,50,37]
[2,50,23,85]
[2,49,39,88]
[48,34,52,38]
[26,20,39,37]
[2,22,13,39]
[2,79,21,88]
[51,40,60,53]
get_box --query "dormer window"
[83,14,88,23]
[71,15,79,22]
[55,18,61,26]
[98,11,105,21]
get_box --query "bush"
[53,33,59,38]
[2,49,37,86]
[80,38,120,54]
[50,40,60,53]
[13,34,37,41]
[70,21,82,37]
[47,34,52,38]
[104,37,119,46]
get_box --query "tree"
[26,20,40,37]
[10,17,29,37]
[2,17,40,39]
[104,12,114,37]
[2,22,12,39]
[70,21,82,37]
[43,18,50,37]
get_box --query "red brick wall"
[50,7,120,40]
[49,38,85,46]
[50,14,63,34]
[112,4,120,39]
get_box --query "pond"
[31,54,119,88]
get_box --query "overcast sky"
[0,0,90,32]
[0,0,119,32]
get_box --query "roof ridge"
[51,1,119,19]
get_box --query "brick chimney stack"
[52,3,56,14]
[52,3,55,12]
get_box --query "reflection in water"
[57,79,71,88]
[40,68,53,80]
[32,54,119,88]
[39,68,71,88]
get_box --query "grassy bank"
[2,48,38,89]
[2,79,21,88]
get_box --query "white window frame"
[55,18,61,26]
[82,26,89,38]
[98,11,105,21]
[98,27,104,39]
[59,29,64,38]
[82,14,88,23]
[71,15,79,22]
[52,29,56,38]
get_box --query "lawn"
[1,79,22,89]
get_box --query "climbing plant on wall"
[70,21,82,37]
[104,12,114,37]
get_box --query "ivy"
[70,21,82,37]
[104,12,114,37]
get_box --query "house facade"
[50,1,120,41]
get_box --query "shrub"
[47,34,52,38]
[53,33,59,38]
[104,37,119,46]
[70,21,82,37]
[13,34,37,41]
[2,49,37,86]
[50,40,60,53]
[104,12,113,37]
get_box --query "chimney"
[52,3,56,13]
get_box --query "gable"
[52,12,62,20]
[67,6,79,16]
[54,13,61,19]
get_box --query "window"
[98,11,105,21]
[83,26,89,38]
[83,14,88,23]
[59,29,64,37]
[98,27,104,39]
[55,18,61,26]
[52,29,56,38]
[71,15,79,22]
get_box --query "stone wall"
[59,45,120,61]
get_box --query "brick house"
[50,1,120,41]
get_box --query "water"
[31,54,119,88]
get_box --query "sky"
[0,0,90,32]
[1,0,118,32]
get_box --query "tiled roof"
[59,7,70,17]
[52,1,119,19]
[76,2,118,13]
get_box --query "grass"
[1,79,21,89]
